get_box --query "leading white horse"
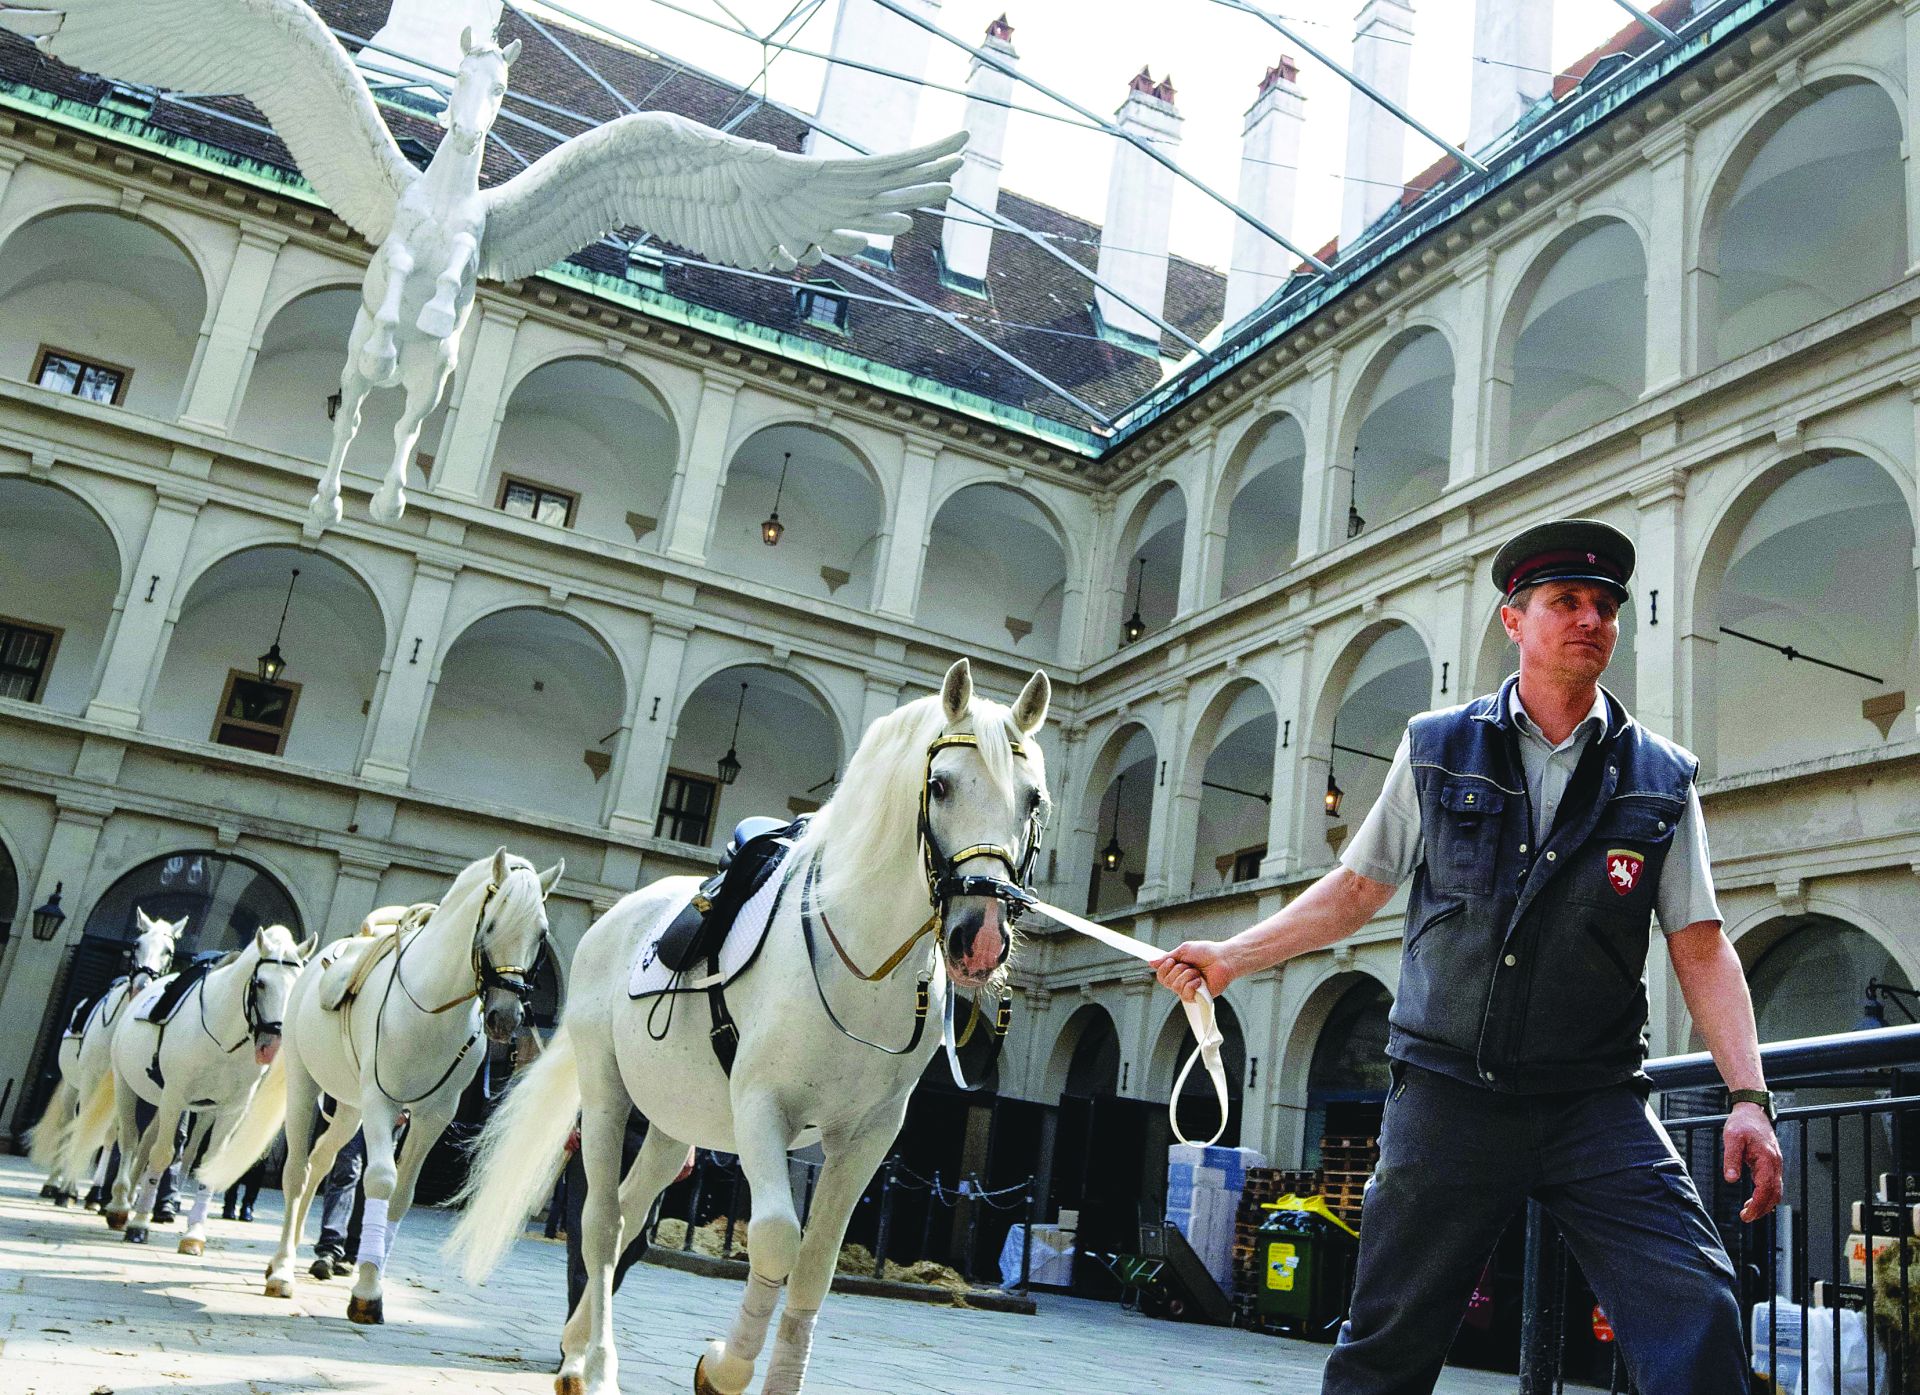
[27,909,183,1204]
[451,658,1050,1395]
[202,848,561,1325]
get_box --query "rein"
[798,856,931,1057]
[194,955,303,1055]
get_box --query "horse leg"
[367,351,451,525]
[357,245,410,382]
[265,1057,325,1297]
[299,1107,362,1280]
[103,1081,141,1230]
[124,1099,182,1245]
[697,1097,803,1395]
[175,1110,220,1256]
[347,1103,404,1325]
[561,1085,633,1395]
[760,1122,899,1395]
[309,327,377,530]
[416,229,475,338]
[558,1125,690,1392]
[361,1101,449,1297]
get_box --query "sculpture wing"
[478,112,964,281]
[0,0,413,242]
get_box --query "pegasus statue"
[0,1,964,527]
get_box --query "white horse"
[28,909,184,1204]
[202,848,560,1325]
[58,925,313,1254]
[451,658,1050,1395]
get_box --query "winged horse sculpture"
[0,0,964,528]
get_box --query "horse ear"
[538,861,564,898]
[172,916,190,937]
[253,927,271,952]
[491,847,511,886]
[459,25,474,53]
[501,37,522,64]
[297,933,319,960]
[1012,670,1050,735]
[135,907,154,935]
[940,658,972,725]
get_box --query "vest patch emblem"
[1606,849,1644,895]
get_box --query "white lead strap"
[1023,899,1230,1148]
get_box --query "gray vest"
[1389,677,1697,1093]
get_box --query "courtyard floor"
[0,1155,1520,1394]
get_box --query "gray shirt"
[1340,687,1721,935]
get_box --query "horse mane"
[800,690,1041,915]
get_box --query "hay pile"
[652,1217,749,1259]
[651,1221,973,1296]
[1870,1240,1920,1395]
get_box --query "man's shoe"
[221,1204,237,1221]
[332,1257,353,1276]
[240,1205,255,1222]
[151,1207,176,1225]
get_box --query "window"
[211,670,301,756]
[794,283,849,333]
[0,618,61,702]
[625,244,667,291]
[34,346,130,406]
[657,769,719,846]
[499,477,577,528]
[1230,846,1267,884]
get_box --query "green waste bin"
[1255,1195,1360,1340]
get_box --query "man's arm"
[1666,920,1781,1222]
[1153,867,1397,1001]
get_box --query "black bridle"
[203,954,304,1053]
[916,732,1044,923]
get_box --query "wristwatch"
[1728,1088,1776,1123]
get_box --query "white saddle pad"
[627,862,791,1000]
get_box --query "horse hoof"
[53,1193,72,1208]
[368,483,406,524]
[264,1276,293,1299]
[556,1377,586,1395]
[105,1210,128,1230]
[307,490,344,530]
[124,1226,148,1245]
[347,1295,384,1325]
[39,1183,57,1199]
[310,1258,334,1281]
[178,1237,205,1257]
[417,302,457,339]
[693,1354,725,1395]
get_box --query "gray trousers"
[1321,1063,1747,1395]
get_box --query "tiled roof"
[0,0,1225,439]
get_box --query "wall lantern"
[1122,558,1147,644]
[1100,773,1127,871]
[31,881,66,942]
[717,682,748,786]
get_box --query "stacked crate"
[1319,1136,1379,1228]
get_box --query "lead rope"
[1022,898,1230,1148]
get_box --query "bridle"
[916,732,1043,924]
[202,952,304,1054]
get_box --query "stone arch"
[146,542,387,772]
[485,353,681,552]
[1339,326,1455,536]
[1080,721,1158,915]
[1275,967,1394,1165]
[918,482,1070,658]
[1688,450,1917,777]
[233,284,451,480]
[1045,1002,1121,1099]
[662,662,846,852]
[0,203,212,419]
[1148,996,1246,1146]
[1698,77,1907,366]
[1311,620,1433,835]
[0,475,127,714]
[415,606,628,820]
[1109,479,1185,647]
[709,422,888,606]
[1213,411,1307,602]
[1183,676,1279,889]
[1491,217,1648,464]
[0,828,21,946]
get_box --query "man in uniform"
[1154,519,1781,1394]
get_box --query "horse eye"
[929,775,950,800]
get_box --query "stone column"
[874,440,937,621]
[179,226,287,432]
[1643,127,1695,394]
[0,148,22,215]
[324,853,390,942]
[1429,558,1476,707]
[661,371,744,565]
[432,301,525,503]
[860,675,903,733]
[1295,359,1341,564]
[1118,978,1159,1100]
[1263,629,1314,877]
[359,560,459,785]
[1633,467,1687,741]
[1448,255,1493,486]
[606,622,690,840]
[1176,429,1218,615]
[1137,685,1188,903]
[84,486,205,728]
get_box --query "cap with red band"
[1490,518,1634,602]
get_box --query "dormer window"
[626,244,667,291]
[101,82,155,120]
[794,282,849,334]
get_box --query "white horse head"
[438,27,521,151]
[243,923,318,1066]
[128,908,185,993]
[470,848,563,1044]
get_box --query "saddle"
[653,816,802,974]
[316,903,437,1011]
[137,954,222,1026]
[64,987,110,1037]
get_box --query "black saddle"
[137,953,220,1026]
[654,816,805,974]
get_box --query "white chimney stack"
[1339,0,1415,253]
[1467,0,1553,152]
[1095,69,1184,349]
[1224,57,1307,327]
[941,15,1018,290]
[366,0,504,89]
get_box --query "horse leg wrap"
[761,1306,820,1395]
[705,1272,783,1394]
[184,1186,212,1231]
[379,1217,401,1269]
[132,1171,161,1217]
[358,1197,390,1274]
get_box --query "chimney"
[1224,57,1307,327]
[1095,68,1184,349]
[365,0,505,90]
[940,16,1018,290]
[1339,0,1416,253]
[1466,0,1553,152]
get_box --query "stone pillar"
[607,622,690,840]
[432,301,525,503]
[875,441,938,621]
[324,854,390,942]
[0,148,22,216]
[359,560,459,785]
[1296,359,1341,564]
[1137,685,1187,903]
[662,371,744,564]
[1176,429,1218,616]
[860,675,904,734]
[1905,1,1920,271]
[1643,127,1695,394]
[1429,558,1476,707]
[1633,467,1687,741]
[1448,255,1493,485]
[1118,978,1159,1100]
[84,486,204,728]
[1263,629,1314,877]
[179,226,287,432]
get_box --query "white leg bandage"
[184,1185,212,1231]
[359,1197,389,1272]
[726,1272,784,1363]
[762,1307,820,1395]
[380,1216,401,1268]
[133,1172,160,1216]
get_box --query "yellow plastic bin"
[1255,1194,1360,1340]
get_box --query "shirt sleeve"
[1339,732,1421,887]
[1655,784,1721,935]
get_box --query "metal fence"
[1520,1023,1920,1394]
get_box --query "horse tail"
[198,1051,288,1192]
[60,1069,117,1186]
[25,1078,77,1173]
[445,1024,580,1283]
